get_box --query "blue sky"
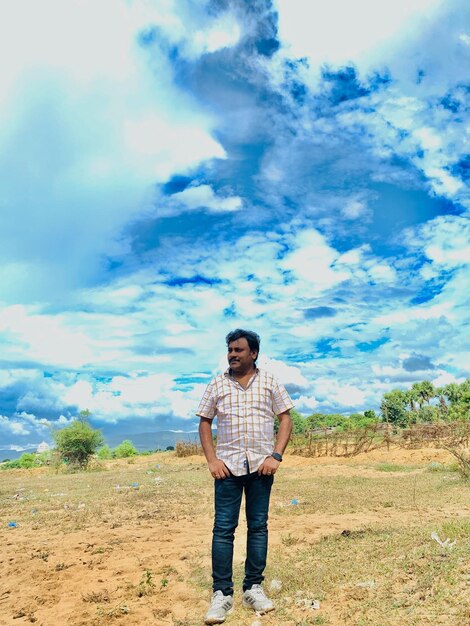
[1,0,469,453]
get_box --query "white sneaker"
[204,591,234,624]
[242,584,274,613]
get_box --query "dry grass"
[0,449,468,625]
[175,441,203,457]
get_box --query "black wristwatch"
[271,452,283,462]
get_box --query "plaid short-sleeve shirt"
[197,368,294,476]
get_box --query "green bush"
[113,439,137,458]
[17,452,38,468]
[97,444,113,460]
[53,418,104,469]
[1,452,46,470]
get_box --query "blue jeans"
[212,471,274,596]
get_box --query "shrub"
[17,453,38,468]
[53,419,104,469]
[97,445,113,460]
[113,440,137,458]
[1,452,48,470]
[36,450,51,465]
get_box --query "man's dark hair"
[226,329,260,361]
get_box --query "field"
[0,447,469,626]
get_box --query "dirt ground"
[0,447,468,626]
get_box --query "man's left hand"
[258,456,280,476]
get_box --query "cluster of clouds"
[0,0,469,451]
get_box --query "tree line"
[283,379,470,434]
[3,379,469,470]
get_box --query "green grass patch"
[375,463,418,472]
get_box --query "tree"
[434,388,449,418]
[381,390,409,427]
[274,409,305,435]
[342,412,379,431]
[417,405,440,423]
[405,388,419,412]
[53,419,104,469]
[411,381,435,408]
[305,413,346,430]
[290,409,306,434]
[442,383,462,405]
[113,439,138,458]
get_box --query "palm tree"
[411,381,435,408]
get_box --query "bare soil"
[0,447,468,626]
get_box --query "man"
[197,329,294,624]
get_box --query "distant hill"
[0,430,201,461]
[103,430,200,452]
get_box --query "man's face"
[227,337,257,374]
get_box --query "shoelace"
[249,586,267,600]
[211,592,229,609]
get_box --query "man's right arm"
[199,417,230,479]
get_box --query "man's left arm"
[258,410,293,476]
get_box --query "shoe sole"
[242,600,274,614]
[204,607,233,624]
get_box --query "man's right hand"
[208,459,231,480]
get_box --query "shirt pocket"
[216,391,237,417]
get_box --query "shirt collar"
[224,366,259,379]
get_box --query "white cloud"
[405,216,470,269]
[274,0,467,93]
[280,229,350,292]
[276,0,444,70]
[341,198,369,220]
[311,377,368,408]
[295,395,320,413]
[0,305,94,368]
[374,303,450,325]
[432,371,463,387]
[0,415,30,436]
[0,0,228,304]
[257,356,310,389]
[186,13,241,57]
[367,263,398,283]
[167,184,242,213]
[132,0,241,60]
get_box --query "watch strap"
[271,452,283,462]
